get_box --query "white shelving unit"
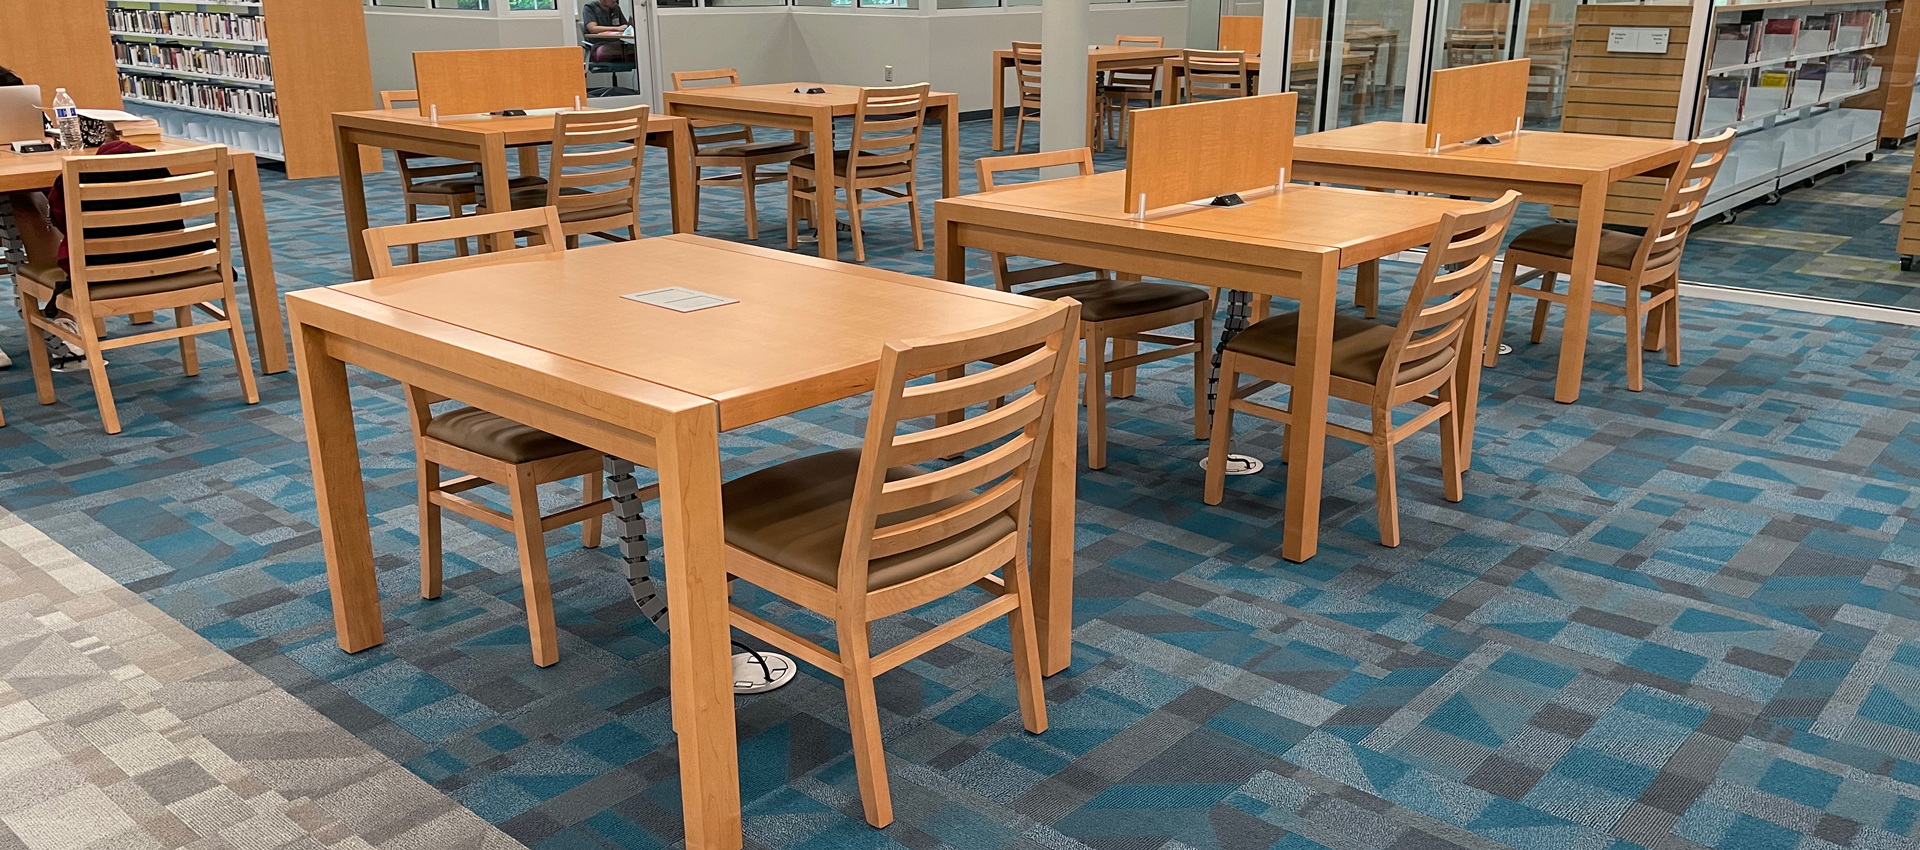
[106,0,283,161]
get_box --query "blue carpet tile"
[3,119,1920,850]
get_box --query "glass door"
[1337,0,1416,126]
[1433,0,1513,73]
[1516,0,1576,128]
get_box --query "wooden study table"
[332,108,697,280]
[0,138,288,374]
[287,233,1080,850]
[935,171,1481,563]
[1292,122,1689,406]
[988,45,1180,151]
[663,83,961,261]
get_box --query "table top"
[1294,122,1690,184]
[330,234,1040,430]
[664,83,958,117]
[940,170,1482,268]
[334,107,684,142]
[0,137,234,193]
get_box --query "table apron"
[341,128,482,162]
[950,220,1311,297]
[1291,162,1583,207]
[670,104,817,135]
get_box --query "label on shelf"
[1608,27,1671,53]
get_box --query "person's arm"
[583,7,621,33]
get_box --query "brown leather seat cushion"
[790,151,913,179]
[1224,312,1455,385]
[1508,223,1673,271]
[414,174,547,196]
[722,449,1017,591]
[505,186,632,224]
[1022,280,1208,323]
[19,260,222,301]
[424,407,587,464]
[700,140,807,159]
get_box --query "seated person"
[582,0,636,63]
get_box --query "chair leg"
[1003,552,1049,735]
[74,313,121,434]
[1662,281,1681,367]
[1191,313,1211,440]
[20,297,55,405]
[1372,413,1400,547]
[225,295,260,405]
[175,307,199,377]
[848,188,866,263]
[1084,331,1108,470]
[508,467,560,668]
[786,176,801,250]
[1015,109,1028,153]
[1530,271,1557,345]
[1485,257,1520,368]
[419,457,444,599]
[1358,259,1380,319]
[837,618,894,828]
[692,176,703,230]
[582,472,603,548]
[742,165,760,241]
[1203,352,1237,505]
[1111,338,1137,398]
[1623,286,1645,392]
[1438,383,1465,503]
[907,182,925,252]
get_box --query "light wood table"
[1292,122,1690,405]
[935,171,1481,563]
[332,108,697,280]
[287,233,1080,850]
[0,138,288,374]
[989,45,1180,152]
[663,83,962,261]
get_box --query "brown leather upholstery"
[503,186,630,223]
[424,407,587,464]
[701,140,807,159]
[1022,280,1208,323]
[19,261,222,301]
[722,449,1017,591]
[791,151,913,179]
[413,174,547,195]
[1508,223,1677,271]
[1225,312,1455,385]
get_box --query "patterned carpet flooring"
[0,120,1918,850]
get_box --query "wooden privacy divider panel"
[1555,3,1692,226]
[0,0,122,110]
[1220,16,1264,53]
[1123,92,1294,215]
[1426,59,1530,149]
[414,48,588,117]
[268,0,376,179]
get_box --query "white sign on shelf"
[1607,27,1671,54]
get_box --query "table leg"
[1283,257,1338,563]
[1085,57,1100,151]
[1032,317,1079,676]
[655,407,744,850]
[939,103,960,202]
[664,122,697,234]
[337,127,374,281]
[290,313,383,653]
[478,135,513,252]
[1554,181,1606,404]
[228,153,288,374]
[516,146,541,181]
[810,109,837,261]
[1455,262,1492,470]
[992,56,1007,152]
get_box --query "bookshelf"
[104,0,372,179]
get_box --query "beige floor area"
[0,511,527,850]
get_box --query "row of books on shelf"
[1710,10,1884,68]
[1704,55,1880,126]
[118,74,279,120]
[113,43,272,82]
[108,9,266,44]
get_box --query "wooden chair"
[1205,192,1522,547]
[1485,130,1734,392]
[723,298,1080,828]
[16,145,259,435]
[786,84,930,263]
[379,89,545,262]
[976,148,1213,470]
[1100,36,1164,149]
[364,206,641,669]
[670,68,807,240]
[485,104,649,247]
[1181,49,1251,102]
[1011,41,1044,152]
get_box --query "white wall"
[364,8,573,94]
[652,9,798,89]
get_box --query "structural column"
[1261,0,1293,92]
[1040,0,1091,156]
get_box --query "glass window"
[860,0,916,8]
[433,0,487,8]
[371,0,431,6]
[938,0,999,8]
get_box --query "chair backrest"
[546,104,649,233]
[670,67,754,140]
[1116,34,1164,48]
[1381,191,1521,390]
[363,206,565,279]
[379,89,477,191]
[837,298,1081,605]
[1294,17,1324,59]
[973,148,1104,291]
[64,145,231,302]
[1182,49,1249,102]
[848,84,930,184]
[1110,36,1163,90]
[1012,42,1043,106]
[1632,129,1734,275]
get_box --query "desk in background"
[989,45,1180,152]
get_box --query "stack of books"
[112,116,163,147]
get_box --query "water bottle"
[53,88,83,151]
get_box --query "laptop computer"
[0,85,47,144]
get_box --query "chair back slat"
[364,206,565,279]
[850,84,929,182]
[380,89,478,191]
[1378,191,1521,388]
[547,104,648,235]
[65,145,231,302]
[1182,49,1249,101]
[1013,42,1044,105]
[1116,35,1164,47]
[834,299,1080,598]
[670,68,754,139]
[974,148,1100,293]
[1632,129,1734,274]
